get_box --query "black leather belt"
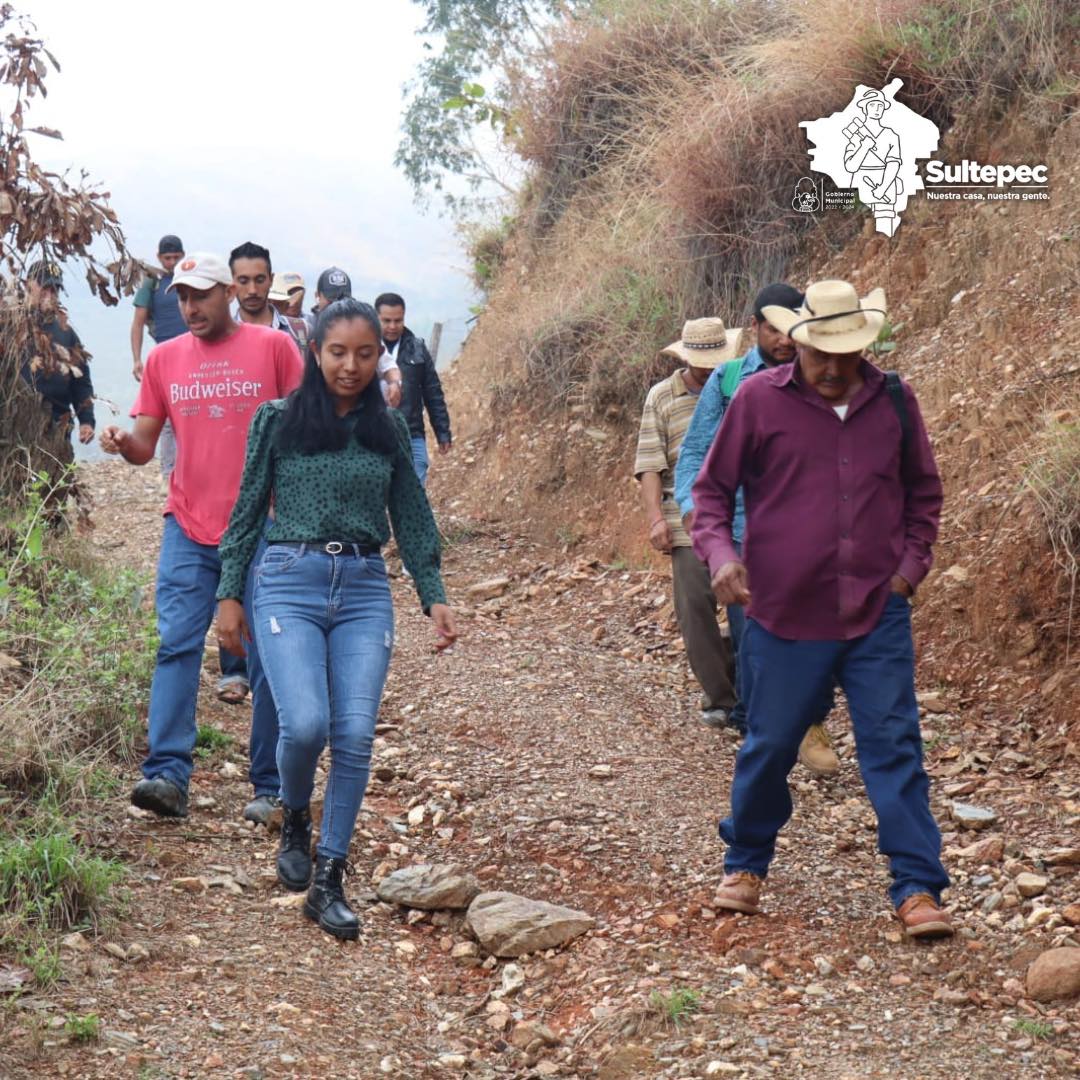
[269,541,379,557]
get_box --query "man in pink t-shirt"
[100,252,303,819]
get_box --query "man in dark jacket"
[20,260,95,459]
[375,292,451,486]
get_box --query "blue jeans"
[727,537,834,731]
[410,436,430,488]
[142,516,279,796]
[253,546,394,860]
[720,594,949,907]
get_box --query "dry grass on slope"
[455,0,1077,427]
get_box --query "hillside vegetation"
[442,0,1080,724]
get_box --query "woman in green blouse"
[216,298,457,940]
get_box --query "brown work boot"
[896,893,954,939]
[798,723,840,775]
[714,871,762,915]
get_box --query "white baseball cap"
[166,252,233,292]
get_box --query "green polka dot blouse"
[217,401,446,612]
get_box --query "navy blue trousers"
[720,593,949,907]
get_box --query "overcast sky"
[18,0,477,453]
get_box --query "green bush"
[64,1012,101,1042]
[0,479,147,971]
[0,474,156,795]
[194,723,232,758]
[649,987,702,1027]
[0,820,124,934]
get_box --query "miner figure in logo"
[843,89,902,236]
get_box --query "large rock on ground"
[375,864,480,911]
[1026,948,1080,1002]
[466,892,595,958]
[951,802,997,831]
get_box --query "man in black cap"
[307,266,351,325]
[131,234,186,479]
[310,268,401,406]
[20,259,96,455]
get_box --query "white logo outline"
[799,78,940,237]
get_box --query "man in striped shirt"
[634,318,740,731]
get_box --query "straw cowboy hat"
[660,317,741,368]
[762,280,886,354]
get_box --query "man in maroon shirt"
[691,279,952,939]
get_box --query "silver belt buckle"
[325,541,343,555]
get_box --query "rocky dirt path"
[3,458,1078,1079]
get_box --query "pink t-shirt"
[133,323,303,546]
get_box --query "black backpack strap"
[884,371,911,460]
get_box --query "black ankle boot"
[303,855,359,940]
[276,805,313,892]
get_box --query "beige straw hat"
[762,280,886,354]
[660,317,741,369]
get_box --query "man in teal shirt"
[674,283,839,774]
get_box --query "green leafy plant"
[649,987,702,1027]
[20,940,61,988]
[0,818,124,933]
[194,724,232,758]
[868,319,903,361]
[64,1013,100,1042]
[1013,1018,1054,1040]
[1,507,155,795]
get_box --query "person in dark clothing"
[374,292,451,487]
[131,234,187,480]
[20,260,95,456]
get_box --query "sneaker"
[131,777,188,818]
[713,871,763,915]
[798,723,840,775]
[896,893,954,939]
[243,793,282,825]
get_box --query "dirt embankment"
[442,114,1080,737]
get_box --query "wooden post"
[429,321,443,365]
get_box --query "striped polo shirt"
[633,369,700,548]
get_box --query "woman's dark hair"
[275,298,400,457]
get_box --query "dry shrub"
[514,0,774,234]
[1023,404,1080,652]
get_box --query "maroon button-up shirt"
[691,359,943,641]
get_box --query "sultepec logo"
[799,78,939,237]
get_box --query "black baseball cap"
[753,283,804,322]
[317,267,352,302]
[158,234,184,254]
[26,259,63,289]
